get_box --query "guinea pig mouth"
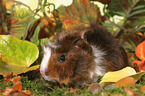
[40,70,50,81]
[42,75,50,81]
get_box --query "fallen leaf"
[140,85,145,92]
[14,81,22,91]
[101,92,124,96]
[100,67,136,85]
[11,76,22,84]
[22,90,32,96]
[12,91,30,96]
[104,84,116,89]
[101,92,109,96]
[2,87,16,95]
[124,88,138,96]
[88,83,103,94]
[0,75,32,96]
[130,71,145,82]
[3,71,13,84]
[115,77,135,87]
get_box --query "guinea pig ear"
[81,28,94,40]
[75,39,92,55]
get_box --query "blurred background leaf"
[57,0,101,29]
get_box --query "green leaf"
[107,0,145,19]
[130,71,145,82]
[106,0,145,39]
[31,26,40,46]
[0,35,39,76]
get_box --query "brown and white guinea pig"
[40,23,129,86]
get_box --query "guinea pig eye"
[58,55,66,62]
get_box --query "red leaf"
[83,0,87,8]
[131,60,142,67]
[135,41,145,61]
[131,60,142,72]
[139,61,145,72]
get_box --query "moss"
[0,75,145,96]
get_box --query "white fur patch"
[91,46,106,77]
[40,46,51,81]
[81,32,106,80]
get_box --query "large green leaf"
[0,35,39,75]
[57,0,101,28]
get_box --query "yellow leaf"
[100,67,136,84]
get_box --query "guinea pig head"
[40,38,96,86]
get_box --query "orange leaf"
[131,60,142,67]
[13,81,22,91]
[114,77,135,87]
[22,90,32,96]
[135,41,145,61]
[11,76,22,84]
[2,87,15,96]
[124,88,138,96]
[141,85,145,92]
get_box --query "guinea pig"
[40,23,129,86]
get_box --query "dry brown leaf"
[104,84,116,89]
[2,87,16,95]
[1,75,32,96]
[22,90,32,96]
[14,81,22,91]
[88,83,103,94]
[11,76,22,84]
[110,93,124,96]
[12,91,30,96]
[3,71,13,84]
[124,88,138,96]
